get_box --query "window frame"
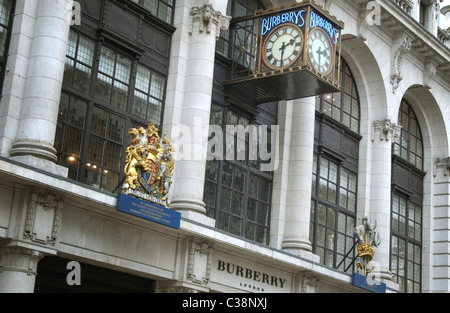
[310,58,361,273]
[204,102,275,245]
[56,26,170,193]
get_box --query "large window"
[310,60,361,272]
[203,103,275,245]
[55,24,169,192]
[390,99,424,293]
[129,0,174,24]
[205,0,273,245]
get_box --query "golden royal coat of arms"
[121,123,174,207]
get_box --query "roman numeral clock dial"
[308,28,333,75]
[263,24,303,69]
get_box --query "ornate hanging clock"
[263,24,303,70]
[222,2,344,104]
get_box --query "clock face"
[308,28,333,75]
[263,24,303,69]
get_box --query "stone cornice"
[381,0,450,71]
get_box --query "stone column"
[0,247,43,293]
[370,119,401,283]
[166,1,230,222]
[281,97,316,259]
[9,0,71,176]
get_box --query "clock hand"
[316,46,328,60]
[317,46,322,68]
[279,41,286,62]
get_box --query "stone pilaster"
[0,247,43,293]
[9,0,71,177]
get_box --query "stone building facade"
[0,0,449,293]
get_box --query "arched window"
[310,60,361,272]
[390,99,424,293]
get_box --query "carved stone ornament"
[354,216,381,277]
[186,238,212,286]
[189,3,231,40]
[390,33,413,91]
[0,247,43,275]
[434,157,450,177]
[295,271,319,293]
[371,119,402,142]
[121,123,175,207]
[424,61,437,89]
[23,191,62,246]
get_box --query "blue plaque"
[117,193,181,229]
[352,273,386,293]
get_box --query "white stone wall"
[0,0,449,293]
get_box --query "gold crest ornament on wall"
[354,216,381,277]
[121,123,175,207]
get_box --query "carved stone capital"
[23,191,63,246]
[372,119,402,142]
[189,3,231,40]
[434,157,450,177]
[0,247,43,276]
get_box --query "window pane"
[87,135,104,165]
[68,98,87,128]
[111,81,128,110]
[91,107,107,136]
[65,126,83,157]
[220,187,232,212]
[104,141,122,171]
[98,48,115,76]
[221,163,233,187]
[96,74,112,103]
[204,182,217,208]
